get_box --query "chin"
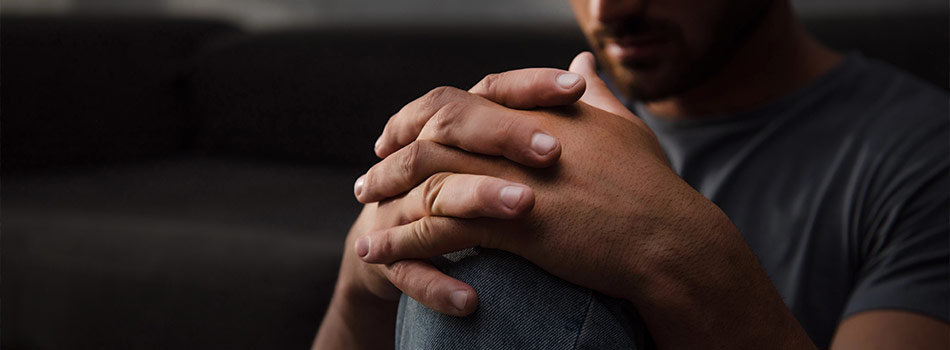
[610,64,684,102]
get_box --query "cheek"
[568,0,606,55]
[654,0,729,60]
[675,0,764,59]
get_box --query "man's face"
[570,0,773,101]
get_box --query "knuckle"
[429,101,466,136]
[471,176,495,209]
[423,86,457,110]
[388,107,410,139]
[386,261,408,285]
[360,170,378,197]
[378,230,395,258]
[398,142,426,188]
[477,73,500,95]
[493,115,521,143]
[422,173,451,214]
[419,273,439,302]
[410,217,436,252]
[385,112,399,129]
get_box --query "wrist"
[314,282,399,350]
[621,182,739,302]
[622,199,815,349]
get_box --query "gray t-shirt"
[631,54,949,346]
[395,55,948,350]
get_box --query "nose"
[589,0,645,23]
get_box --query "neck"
[644,1,842,118]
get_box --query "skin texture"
[831,310,949,350]
[573,0,841,117]
[314,0,949,348]
[331,54,816,350]
[570,0,773,102]
[313,69,587,349]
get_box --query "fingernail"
[356,237,369,258]
[451,290,469,311]
[374,136,382,151]
[531,133,557,156]
[354,175,366,196]
[500,186,524,209]
[556,73,581,88]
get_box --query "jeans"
[395,248,653,349]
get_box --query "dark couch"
[2,14,947,349]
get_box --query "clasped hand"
[340,52,741,319]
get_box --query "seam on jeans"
[570,290,595,350]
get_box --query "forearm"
[626,201,815,350]
[313,283,398,349]
[314,205,399,349]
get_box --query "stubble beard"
[601,0,776,103]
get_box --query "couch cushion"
[2,156,362,349]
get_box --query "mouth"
[603,32,670,64]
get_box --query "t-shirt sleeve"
[841,111,949,322]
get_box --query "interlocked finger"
[355,140,511,204]
[382,172,535,226]
[379,259,478,316]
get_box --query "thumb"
[568,52,636,120]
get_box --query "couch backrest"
[188,26,590,168]
[189,15,949,168]
[1,16,241,173]
[4,15,947,171]
[803,14,948,89]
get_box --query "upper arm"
[830,310,949,350]
[835,107,949,348]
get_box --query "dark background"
[2,1,948,349]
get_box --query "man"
[314,0,949,348]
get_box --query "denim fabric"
[395,248,653,349]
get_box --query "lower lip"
[605,40,667,63]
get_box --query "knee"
[395,248,652,349]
